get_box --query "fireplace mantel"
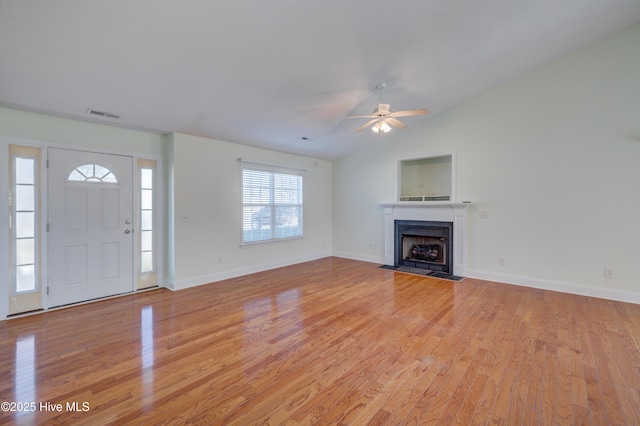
[383,202,470,276]
[382,202,471,209]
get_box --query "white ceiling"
[1,1,639,160]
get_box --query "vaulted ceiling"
[1,1,639,159]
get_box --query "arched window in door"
[67,164,118,183]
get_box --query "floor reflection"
[243,288,303,365]
[14,334,36,408]
[140,306,155,407]
[141,306,154,369]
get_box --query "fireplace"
[383,203,468,276]
[395,220,453,273]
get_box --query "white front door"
[48,148,134,307]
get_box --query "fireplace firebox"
[395,220,453,273]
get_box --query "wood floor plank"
[490,319,528,424]
[1,257,640,424]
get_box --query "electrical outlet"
[181,212,191,222]
[498,257,506,266]
[604,268,614,279]
[217,256,223,265]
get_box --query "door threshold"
[8,287,163,320]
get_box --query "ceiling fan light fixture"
[372,120,391,134]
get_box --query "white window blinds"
[241,162,303,244]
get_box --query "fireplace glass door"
[395,220,453,273]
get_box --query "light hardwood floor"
[1,257,639,425]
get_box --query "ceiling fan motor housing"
[374,103,391,116]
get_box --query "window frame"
[240,161,304,245]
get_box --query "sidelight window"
[139,167,154,273]
[12,156,38,294]
[136,157,158,290]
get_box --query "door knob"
[125,219,131,225]
[125,229,131,234]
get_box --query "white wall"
[0,107,165,155]
[333,24,640,303]
[167,133,332,290]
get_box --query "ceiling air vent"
[86,108,121,120]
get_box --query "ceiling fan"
[346,83,429,136]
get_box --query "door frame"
[0,137,164,320]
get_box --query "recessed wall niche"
[397,153,454,202]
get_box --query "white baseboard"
[168,251,332,291]
[165,253,640,305]
[466,269,640,305]
[331,251,384,265]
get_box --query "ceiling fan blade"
[386,117,407,129]
[391,109,430,117]
[356,118,379,132]
[345,115,375,119]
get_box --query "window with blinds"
[242,164,303,244]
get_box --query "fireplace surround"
[383,203,469,277]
